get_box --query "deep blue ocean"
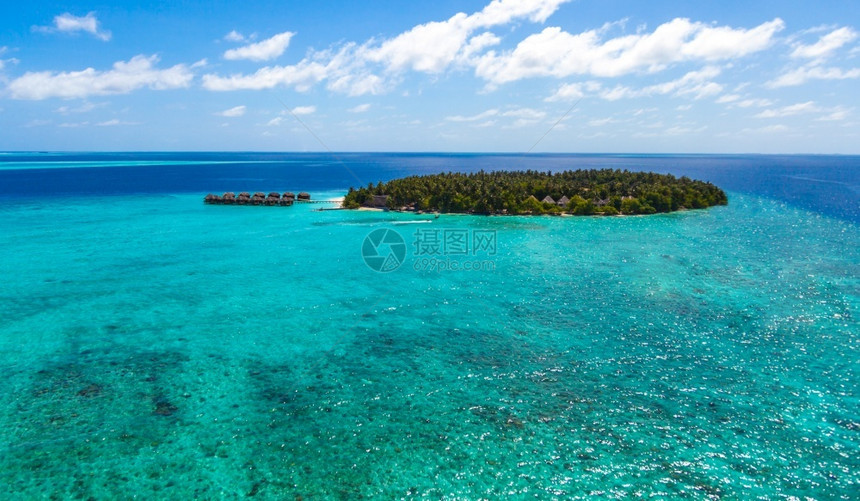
[0,152,857,499]
[1,152,859,223]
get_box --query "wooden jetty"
[204,192,337,206]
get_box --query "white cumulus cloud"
[224,32,294,62]
[34,12,112,41]
[200,1,792,100]
[365,0,569,73]
[6,55,193,100]
[203,0,570,95]
[474,18,784,85]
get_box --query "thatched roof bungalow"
[369,195,389,208]
[250,192,266,205]
[541,195,556,204]
[265,192,281,205]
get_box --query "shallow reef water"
[0,156,857,498]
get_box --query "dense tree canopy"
[343,169,727,215]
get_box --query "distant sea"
[0,152,857,498]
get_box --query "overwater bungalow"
[265,192,281,205]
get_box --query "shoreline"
[341,206,701,217]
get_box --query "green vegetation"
[343,169,728,215]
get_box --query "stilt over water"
[204,192,337,206]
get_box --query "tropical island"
[342,169,728,215]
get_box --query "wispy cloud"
[791,27,857,59]
[588,117,615,127]
[736,98,773,108]
[755,102,851,122]
[348,103,372,113]
[6,55,193,100]
[33,12,112,41]
[0,46,13,72]
[446,109,499,122]
[501,108,546,120]
[768,64,860,88]
[25,119,52,127]
[755,101,820,118]
[55,101,101,114]
[223,30,254,43]
[95,119,139,126]
[816,108,850,121]
[742,124,789,134]
[215,105,246,117]
[224,32,294,62]
[291,105,316,115]
[545,81,602,102]
[550,67,723,102]
[717,95,773,108]
[664,125,707,135]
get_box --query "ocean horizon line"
[2,150,859,157]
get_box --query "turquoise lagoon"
[0,154,857,499]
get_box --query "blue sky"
[1,0,858,152]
